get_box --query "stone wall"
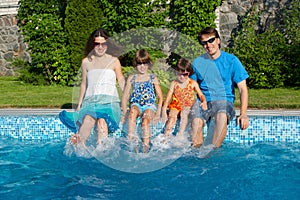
[218,0,292,48]
[0,0,29,76]
[0,14,29,76]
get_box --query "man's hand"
[237,114,249,130]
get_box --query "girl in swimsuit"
[121,49,163,153]
[162,58,207,147]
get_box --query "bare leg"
[212,112,228,148]
[141,109,154,153]
[97,118,108,144]
[77,115,96,145]
[127,106,140,141]
[177,107,190,137]
[190,117,205,148]
[164,109,179,136]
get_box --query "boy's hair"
[175,58,194,74]
[133,49,153,69]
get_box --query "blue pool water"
[0,111,300,199]
[0,137,299,200]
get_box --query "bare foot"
[70,134,80,145]
[192,143,203,148]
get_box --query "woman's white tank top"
[85,69,119,98]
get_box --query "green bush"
[228,8,288,89]
[168,0,221,40]
[100,0,168,35]
[282,0,300,86]
[64,0,105,75]
[16,0,222,86]
[17,0,70,85]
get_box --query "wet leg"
[141,109,154,153]
[212,112,228,148]
[164,109,179,136]
[127,106,140,142]
[97,118,108,144]
[177,107,190,137]
[76,115,96,145]
[191,117,205,148]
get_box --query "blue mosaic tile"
[0,114,299,143]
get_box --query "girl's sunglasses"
[136,62,149,65]
[177,72,190,77]
[200,37,216,45]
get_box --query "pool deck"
[0,108,300,116]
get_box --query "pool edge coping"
[0,108,300,116]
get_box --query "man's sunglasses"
[177,72,190,77]
[94,42,107,47]
[200,37,216,45]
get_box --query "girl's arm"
[192,80,207,110]
[121,75,133,123]
[153,76,164,123]
[76,59,88,111]
[114,58,125,92]
[161,81,175,122]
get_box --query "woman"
[59,28,125,146]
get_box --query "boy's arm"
[237,80,249,130]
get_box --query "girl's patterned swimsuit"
[169,79,195,111]
[130,74,156,107]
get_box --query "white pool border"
[0,108,300,116]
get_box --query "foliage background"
[227,1,300,89]
[15,0,300,89]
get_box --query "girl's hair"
[133,49,153,69]
[85,28,121,60]
[197,27,221,49]
[175,58,194,74]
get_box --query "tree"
[64,0,105,74]
[17,0,70,85]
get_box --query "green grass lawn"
[1,76,299,109]
[0,76,73,108]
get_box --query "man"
[190,27,249,148]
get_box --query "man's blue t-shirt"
[190,51,249,103]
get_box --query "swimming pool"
[0,109,299,199]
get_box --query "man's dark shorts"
[190,100,236,124]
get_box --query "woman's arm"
[76,59,88,111]
[121,75,133,123]
[114,58,125,92]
